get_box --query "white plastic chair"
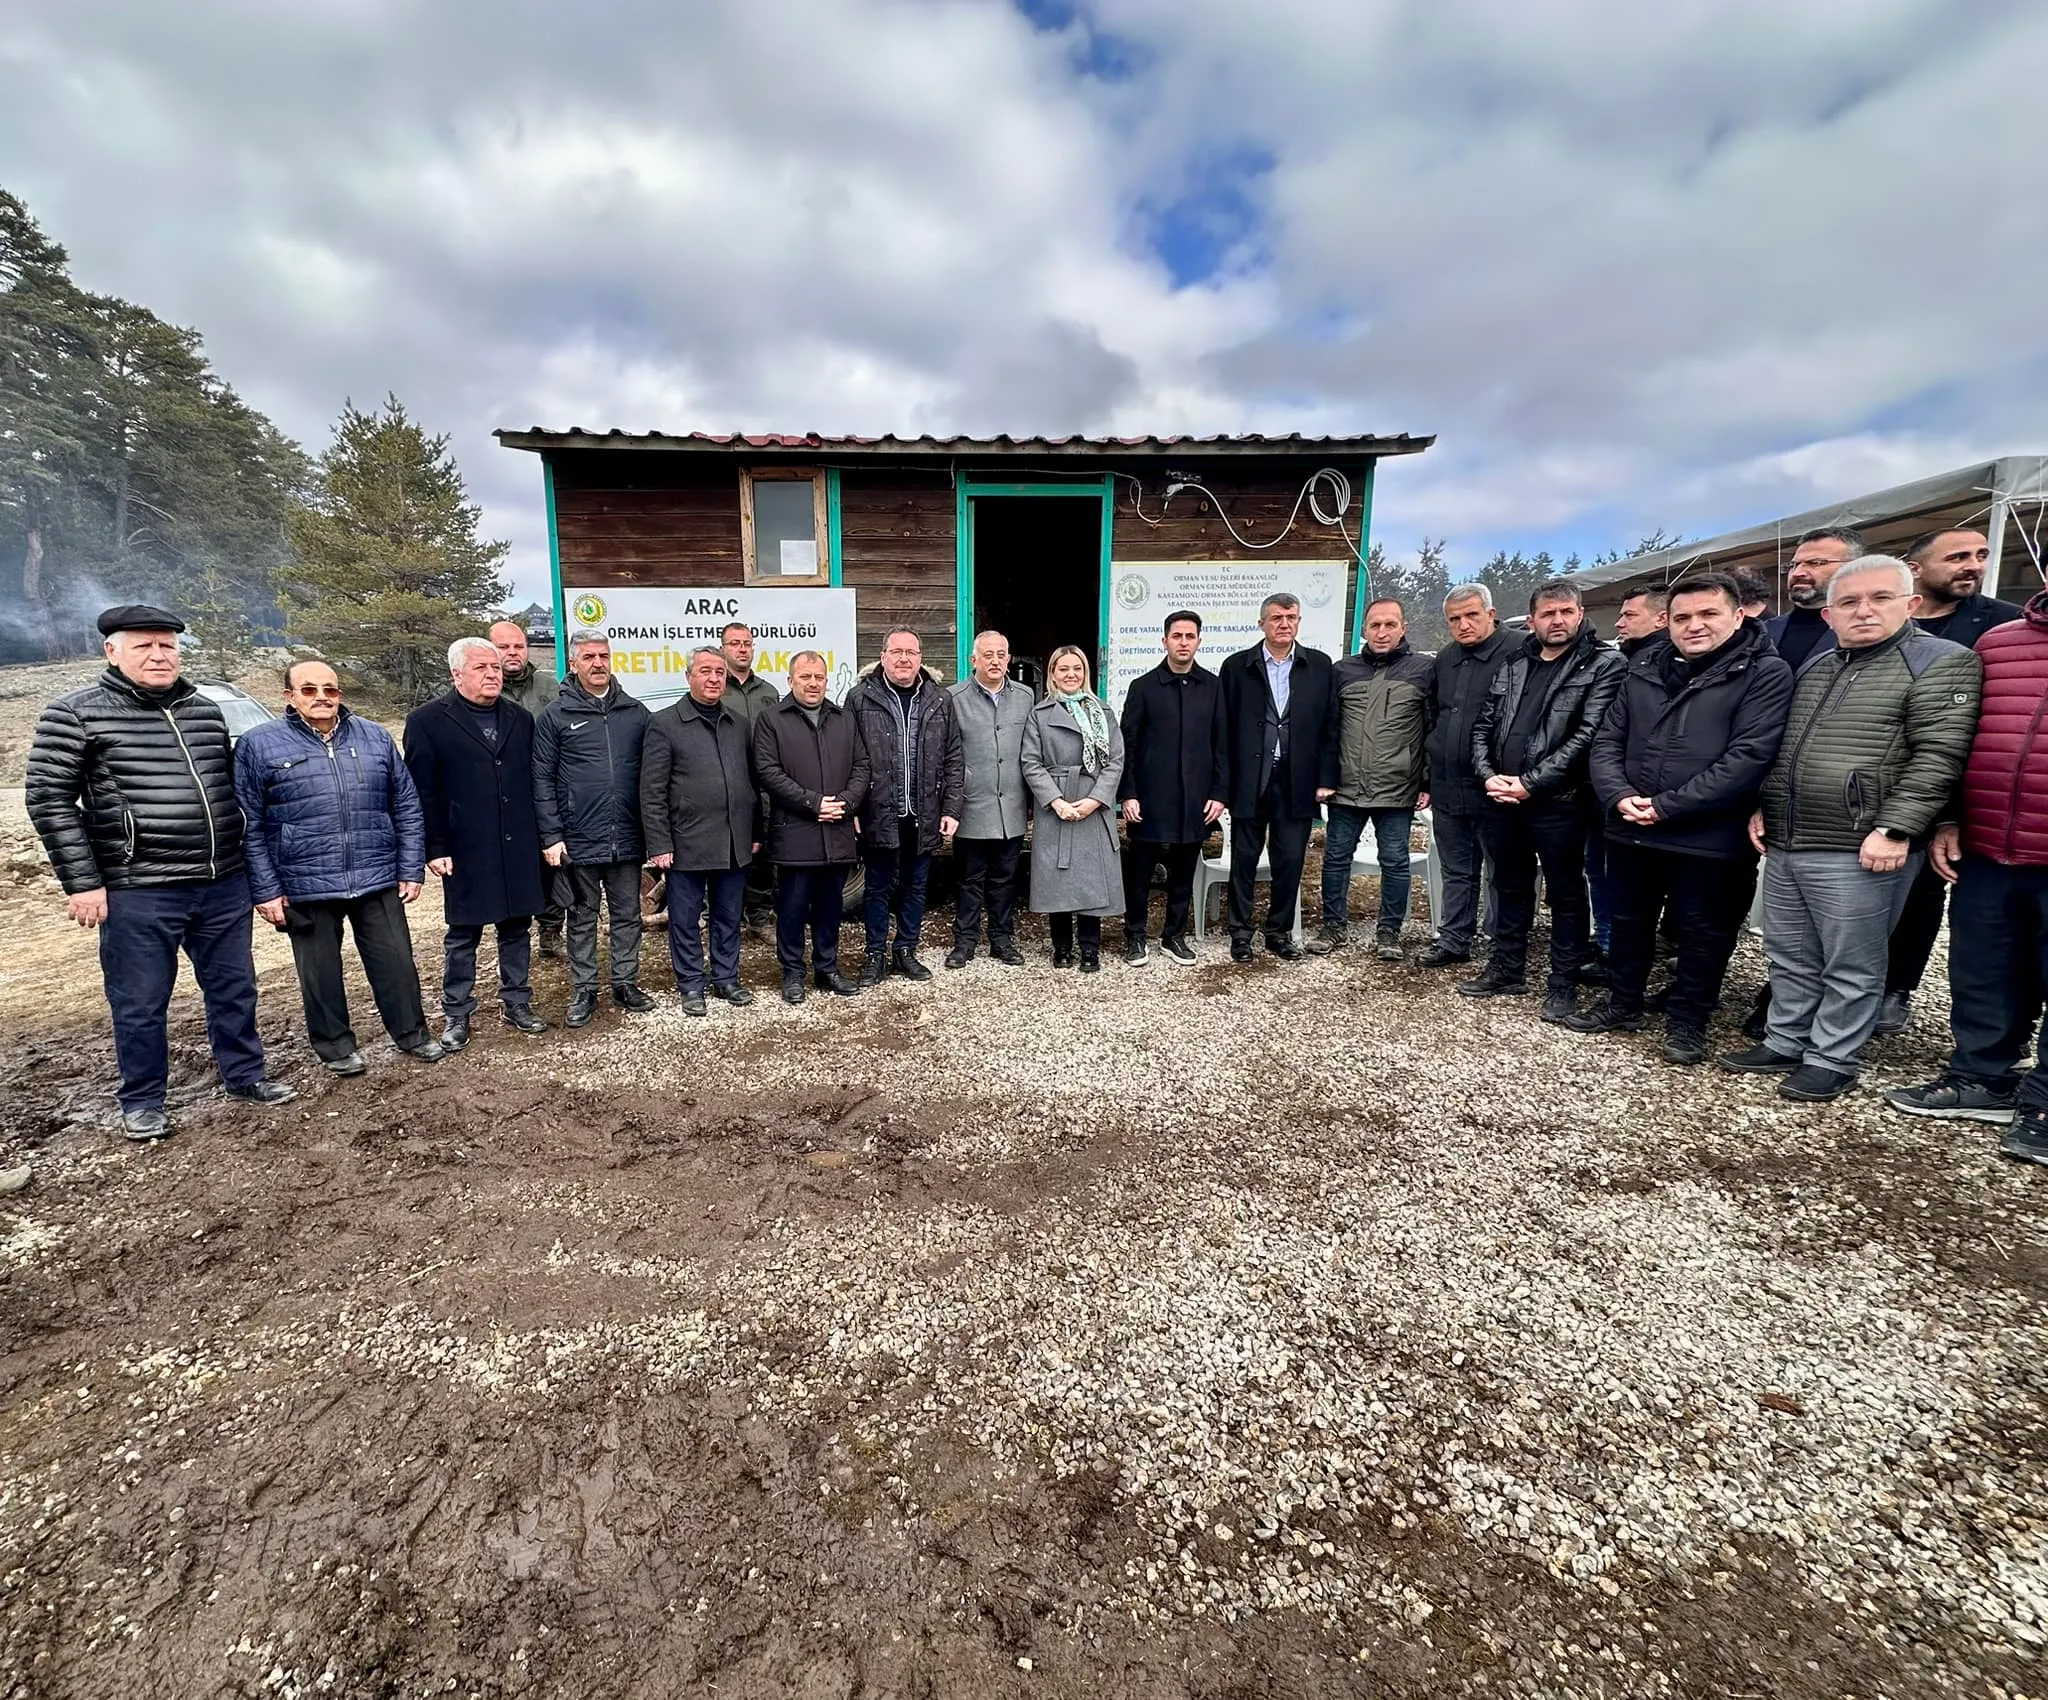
[1193,809,1307,945]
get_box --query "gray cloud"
[4,0,2044,595]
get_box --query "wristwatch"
[1878,827,1910,843]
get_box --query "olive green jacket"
[1757,625,1982,852]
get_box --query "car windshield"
[209,696,273,738]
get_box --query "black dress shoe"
[1080,951,1101,973]
[227,1078,299,1105]
[892,950,933,983]
[711,983,755,1007]
[1052,949,1075,970]
[944,948,972,970]
[121,1108,171,1142]
[1414,944,1470,968]
[990,941,1025,966]
[566,989,599,1028]
[1662,1027,1709,1066]
[612,984,656,1012]
[1457,971,1527,999]
[399,1038,445,1063]
[858,956,888,988]
[1265,935,1302,961]
[1230,938,1254,963]
[815,969,859,996]
[1718,1043,1802,1074]
[1780,1063,1857,1102]
[324,1051,368,1077]
[441,1016,470,1052]
[1562,997,1649,1034]
[502,1005,548,1034]
[781,973,806,1006]
[679,991,708,1017]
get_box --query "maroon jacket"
[1959,591,2048,866]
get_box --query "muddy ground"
[0,769,2042,1696]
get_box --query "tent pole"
[1983,493,2011,600]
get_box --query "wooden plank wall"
[1110,468,1370,652]
[552,458,743,588]
[838,473,958,675]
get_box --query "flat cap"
[97,604,186,636]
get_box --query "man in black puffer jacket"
[1466,580,1626,1019]
[533,631,654,1029]
[25,606,297,1141]
[1572,574,1793,1064]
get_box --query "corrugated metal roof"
[494,427,1433,458]
[1575,454,2048,593]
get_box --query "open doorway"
[970,495,1104,697]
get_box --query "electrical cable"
[1158,467,1355,552]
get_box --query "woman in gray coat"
[1021,645,1126,971]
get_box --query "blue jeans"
[863,817,931,958]
[667,867,746,993]
[100,871,266,1112]
[1321,805,1414,937]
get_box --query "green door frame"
[1346,458,1378,652]
[954,476,1116,691]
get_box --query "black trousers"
[1948,857,2048,1112]
[1886,858,1949,996]
[1048,914,1102,957]
[1431,807,1492,955]
[953,835,1022,951]
[564,859,644,992]
[443,917,533,1017]
[283,886,432,1060]
[775,864,849,975]
[1123,840,1202,942]
[1479,800,1593,993]
[1603,842,1754,1033]
[1228,807,1313,943]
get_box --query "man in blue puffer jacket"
[234,659,445,1077]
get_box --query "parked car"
[192,680,274,745]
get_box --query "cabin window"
[740,468,831,585]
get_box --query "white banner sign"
[562,586,859,709]
[1105,560,1350,711]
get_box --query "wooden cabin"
[493,431,1432,705]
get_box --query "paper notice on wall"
[779,538,819,576]
[561,586,859,708]
[1105,560,1350,712]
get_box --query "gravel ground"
[0,870,2043,1696]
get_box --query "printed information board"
[1105,560,1349,710]
[561,586,859,709]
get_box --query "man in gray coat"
[945,630,1032,969]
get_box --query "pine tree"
[286,397,509,706]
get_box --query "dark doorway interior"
[971,497,1102,696]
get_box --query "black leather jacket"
[1471,625,1627,803]
[26,668,246,892]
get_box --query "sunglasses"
[294,685,342,698]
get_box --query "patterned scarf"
[1052,687,1112,776]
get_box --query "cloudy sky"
[5,0,2045,599]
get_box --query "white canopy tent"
[1575,454,2048,617]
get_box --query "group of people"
[22,523,2048,1167]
